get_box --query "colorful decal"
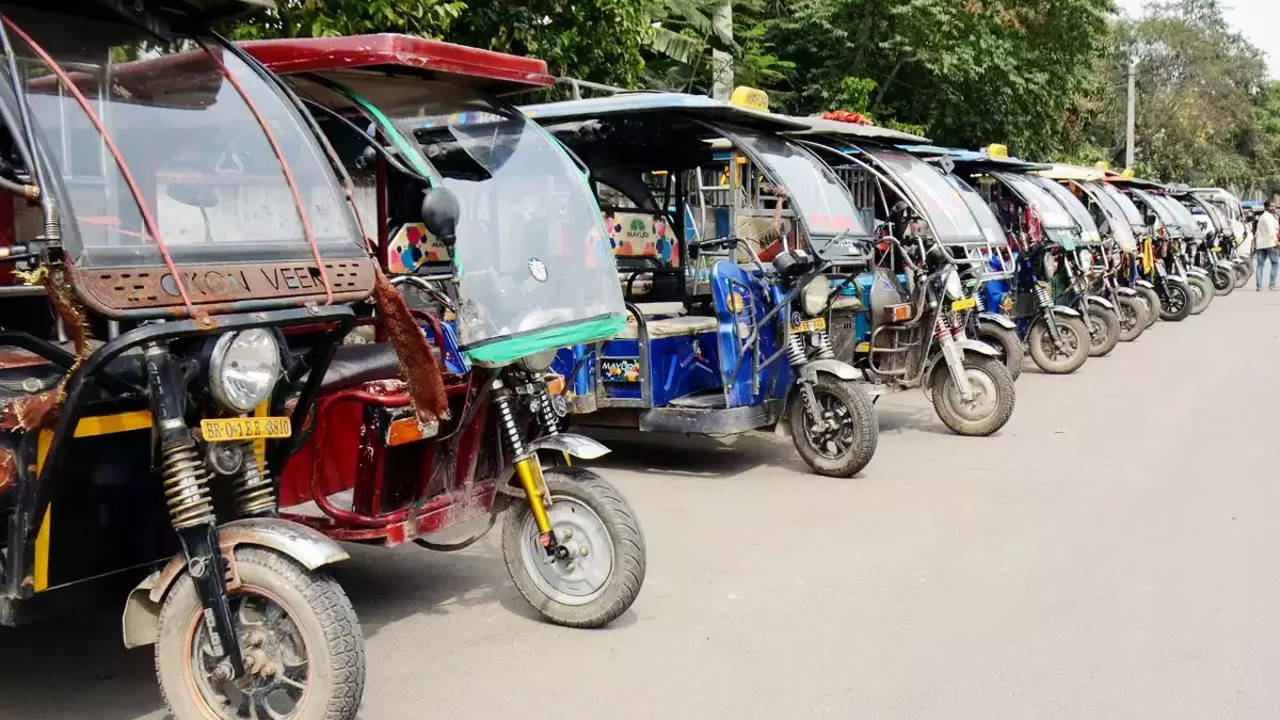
[603,211,680,266]
[388,223,450,274]
[601,358,641,383]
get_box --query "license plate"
[790,317,826,333]
[201,416,292,442]
[950,296,977,312]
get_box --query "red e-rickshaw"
[243,35,647,629]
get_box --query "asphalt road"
[3,288,1279,719]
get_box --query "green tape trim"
[325,81,439,183]
[464,315,626,365]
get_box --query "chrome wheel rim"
[943,366,999,422]
[189,590,309,720]
[521,496,614,606]
[1040,323,1079,361]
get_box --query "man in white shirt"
[1253,199,1280,291]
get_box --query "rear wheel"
[790,374,878,477]
[930,355,1015,436]
[1083,305,1120,357]
[1027,315,1089,374]
[976,320,1024,380]
[1188,275,1213,314]
[1115,295,1148,342]
[503,467,645,628]
[155,547,364,720]
[1211,265,1234,296]
[1158,280,1193,321]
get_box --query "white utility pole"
[1125,60,1136,170]
[711,0,733,100]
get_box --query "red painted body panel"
[242,34,554,93]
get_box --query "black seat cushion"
[320,344,403,393]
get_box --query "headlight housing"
[209,329,282,414]
[801,275,830,316]
[943,267,964,300]
[517,348,559,374]
[1078,250,1093,272]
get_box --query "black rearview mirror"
[421,186,460,246]
[166,182,218,209]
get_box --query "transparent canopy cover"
[4,6,363,269]
[332,78,625,356]
[943,173,1011,247]
[728,125,868,244]
[991,171,1075,230]
[863,147,987,243]
[1089,181,1147,231]
[1079,183,1138,251]
[1031,176,1102,245]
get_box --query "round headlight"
[210,329,282,414]
[518,348,559,374]
[801,275,830,316]
[1079,250,1094,272]
[944,267,964,300]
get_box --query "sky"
[1114,0,1279,77]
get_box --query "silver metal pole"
[1125,61,1136,170]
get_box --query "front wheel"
[1233,259,1251,288]
[1158,280,1193,321]
[502,467,645,628]
[1211,265,1234,296]
[1083,305,1121,357]
[155,547,365,720]
[790,374,878,477]
[1188,274,1213,315]
[1115,295,1149,342]
[1027,315,1089,374]
[976,320,1024,380]
[930,355,1015,436]
[1136,285,1161,327]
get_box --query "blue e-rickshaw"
[524,92,879,477]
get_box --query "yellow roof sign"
[729,86,769,112]
[987,144,1009,159]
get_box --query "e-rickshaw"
[1038,164,1154,338]
[1170,186,1239,295]
[1114,179,1214,315]
[783,118,1016,435]
[523,91,880,477]
[918,147,1093,374]
[1191,187,1251,287]
[243,34,647,629]
[0,2,414,717]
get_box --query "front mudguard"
[977,312,1016,330]
[1135,279,1155,290]
[1185,266,1210,279]
[123,518,348,648]
[526,432,610,461]
[923,338,1000,388]
[1114,286,1140,297]
[1083,294,1115,311]
[775,359,863,438]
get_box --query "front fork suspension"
[935,316,974,400]
[144,344,245,678]
[494,379,562,555]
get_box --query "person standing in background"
[1253,199,1280,291]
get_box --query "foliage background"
[230,0,1280,197]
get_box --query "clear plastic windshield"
[335,79,624,359]
[1080,183,1137,251]
[992,171,1074,229]
[863,147,985,242]
[1032,176,1102,245]
[1149,194,1198,237]
[727,125,866,240]
[1090,181,1147,232]
[944,173,1010,247]
[4,6,362,269]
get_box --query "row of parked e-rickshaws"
[0,3,1257,718]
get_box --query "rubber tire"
[1158,280,1193,321]
[1083,305,1121,357]
[976,320,1024,380]
[1233,259,1251,288]
[1188,274,1213,315]
[1114,294,1148,342]
[929,355,1015,436]
[155,547,365,720]
[1137,286,1161,327]
[789,374,878,478]
[1211,265,1234,296]
[1027,315,1089,374]
[502,467,645,628]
